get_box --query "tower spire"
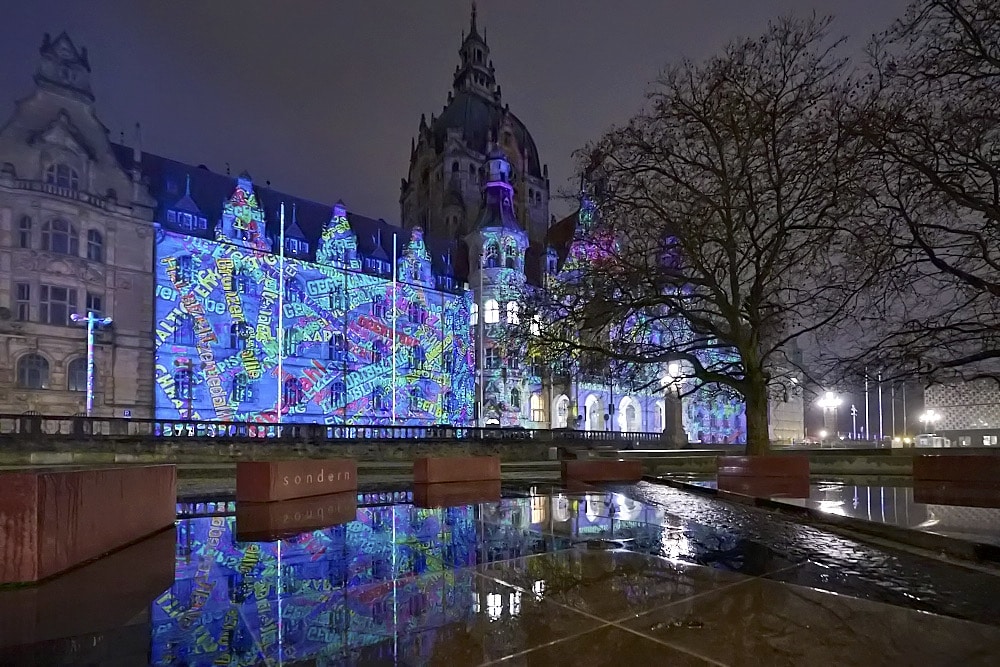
[470,2,478,36]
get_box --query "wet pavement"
[2,482,1000,665]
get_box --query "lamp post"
[70,311,113,417]
[850,404,858,439]
[919,410,941,434]
[816,391,842,440]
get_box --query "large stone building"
[0,16,803,442]
[0,33,157,418]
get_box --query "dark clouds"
[0,0,911,220]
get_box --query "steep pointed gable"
[216,173,272,251]
[398,227,434,287]
[316,200,360,269]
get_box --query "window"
[408,303,426,324]
[485,346,500,370]
[18,216,31,248]
[282,329,297,357]
[410,385,422,402]
[17,353,49,389]
[530,315,541,336]
[284,279,302,304]
[15,283,30,321]
[329,332,347,361]
[411,345,426,370]
[329,287,346,311]
[42,219,79,256]
[470,303,479,326]
[372,297,387,319]
[330,381,346,408]
[452,161,459,173]
[175,318,195,345]
[506,302,519,324]
[230,323,247,350]
[510,388,521,411]
[39,285,77,325]
[173,368,192,399]
[68,358,87,392]
[444,391,456,413]
[86,230,103,262]
[443,353,454,373]
[530,355,542,377]
[371,340,384,365]
[235,272,255,296]
[484,245,499,269]
[510,355,519,371]
[283,377,303,406]
[530,393,544,422]
[177,255,194,283]
[232,373,251,403]
[45,163,79,190]
[505,248,517,269]
[86,292,102,316]
[372,385,387,412]
[484,299,499,324]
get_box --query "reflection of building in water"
[153,500,560,665]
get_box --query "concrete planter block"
[236,459,357,503]
[913,455,1000,484]
[412,456,501,484]
[0,466,176,585]
[561,460,643,482]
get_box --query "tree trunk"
[743,372,770,456]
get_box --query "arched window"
[484,244,499,269]
[451,161,459,173]
[174,318,195,346]
[330,380,346,408]
[45,163,79,190]
[283,377,303,406]
[42,219,79,255]
[510,388,521,410]
[372,385,387,412]
[86,230,103,262]
[172,368,192,399]
[18,216,32,249]
[470,303,479,326]
[329,332,347,361]
[505,244,517,269]
[232,373,251,403]
[484,299,499,324]
[67,357,87,392]
[506,302,520,324]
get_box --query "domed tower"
[465,149,529,426]
[400,4,551,249]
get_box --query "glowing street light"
[70,311,114,417]
[816,391,842,437]
[919,410,941,433]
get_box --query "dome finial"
[470,2,478,35]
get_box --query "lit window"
[484,299,499,324]
[45,163,79,190]
[506,302,519,324]
[530,393,544,422]
[67,358,87,392]
[470,303,479,325]
[17,353,50,389]
[42,219,79,255]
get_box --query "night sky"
[0,0,910,222]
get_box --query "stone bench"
[561,459,643,482]
[236,491,358,541]
[913,455,1000,484]
[0,465,176,585]
[717,455,810,478]
[412,456,500,484]
[413,480,502,508]
[0,527,175,651]
[236,459,357,502]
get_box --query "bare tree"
[847,0,1000,382]
[523,16,875,455]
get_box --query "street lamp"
[816,391,842,437]
[919,410,941,433]
[70,311,113,417]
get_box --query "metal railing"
[0,413,666,445]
